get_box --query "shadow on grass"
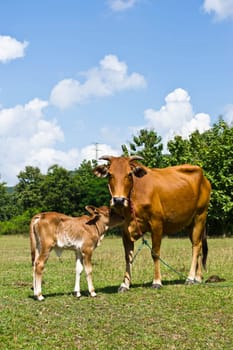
[96,279,186,294]
[28,279,186,299]
[28,291,75,300]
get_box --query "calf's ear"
[85,205,100,225]
[85,205,97,215]
[93,165,108,178]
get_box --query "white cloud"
[203,0,233,20]
[180,113,211,139]
[0,96,121,185]
[80,143,120,163]
[0,99,79,185]
[0,98,49,137]
[143,88,211,146]
[50,54,146,109]
[28,148,79,174]
[108,0,138,11]
[0,35,28,63]
[224,104,233,125]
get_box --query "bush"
[0,208,41,235]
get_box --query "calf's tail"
[29,216,38,266]
[202,227,208,270]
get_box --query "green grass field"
[0,234,232,349]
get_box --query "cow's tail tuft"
[202,227,208,270]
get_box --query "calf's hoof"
[118,284,129,293]
[35,294,45,301]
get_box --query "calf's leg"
[82,249,96,297]
[33,251,50,301]
[74,252,83,298]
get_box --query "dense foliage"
[0,118,232,235]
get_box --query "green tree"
[122,129,164,167]
[167,119,233,235]
[72,160,110,215]
[41,164,78,214]
[203,120,233,235]
[14,166,44,213]
[167,136,193,165]
[0,182,13,221]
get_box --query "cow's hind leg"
[151,226,163,289]
[186,215,207,284]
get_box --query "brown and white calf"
[30,205,123,301]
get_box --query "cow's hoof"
[118,286,129,293]
[151,283,162,289]
[185,278,197,285]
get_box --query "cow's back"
[132,164,211,233]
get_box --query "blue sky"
[0,0,233,185]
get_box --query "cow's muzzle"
[110,197,129,208]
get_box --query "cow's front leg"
[74,252,83,298]
[118,234,134,292]
[151,228,162,289]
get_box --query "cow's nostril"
[113,197,125,207]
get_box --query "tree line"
[0,118,232,236]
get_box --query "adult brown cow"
[94,155,211,292]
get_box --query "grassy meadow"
[0,234,232,349]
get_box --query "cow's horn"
[99,155,113,161]
[129,156,144,161]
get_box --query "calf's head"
[93,156,147,208]
[85,205,124,229]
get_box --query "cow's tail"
[202,226,208,270]
[29,215,40,266]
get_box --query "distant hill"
[7,187,15,194]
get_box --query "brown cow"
[30,205,123,300]
[94,156,211,292]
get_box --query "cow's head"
[93,156,147,208]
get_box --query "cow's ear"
[93,165,108,178]
[132,166,147,178]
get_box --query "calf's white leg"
[74,253,83,298]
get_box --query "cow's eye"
[108,173,113,179]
